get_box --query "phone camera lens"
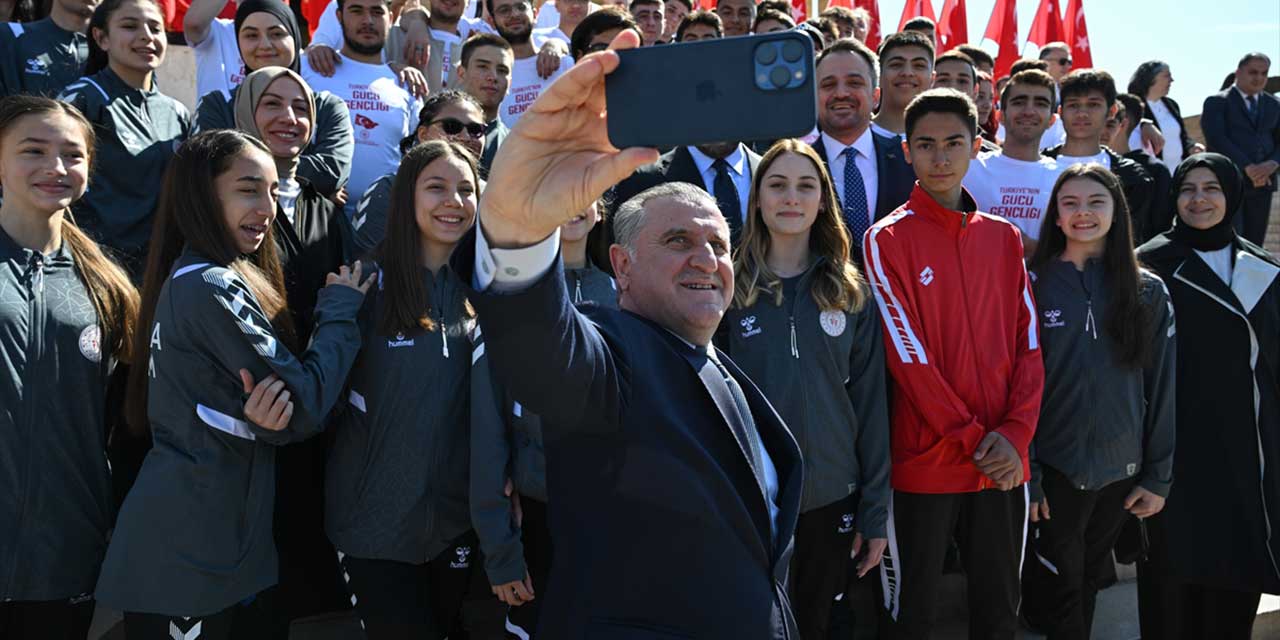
[770,66,790,88]
[781,39,805,63]
[755,44,778,65]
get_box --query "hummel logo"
[1043,309,1065,328]
[740,315,762,338]
[919,267,934,286]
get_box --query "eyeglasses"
[432,118,486,138]
[1051,57,1072,67]
[493,1,530,17]
[585,42,611,54]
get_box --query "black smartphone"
[605,32,817,149]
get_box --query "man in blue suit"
[451,29,804,639]
[1201,52,1280,246]
[811,38,916,253]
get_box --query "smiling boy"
[862,88,1045,640]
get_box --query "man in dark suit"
[812,38,916,250]
[1202,52,1280,246]
[610,142,763,244]
[453,30,804,639]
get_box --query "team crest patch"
[79,325,101,363]
[820,310,846,337]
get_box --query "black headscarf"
[1167,152,1244,252]
[234,0,303,74]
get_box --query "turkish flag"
[1025,0,1065,53]
[791,0,807,22]
[936,0,967,52]
[1063,0,1093,69]
[824,0,883,50]
[982,0,1018,79]
[897,0,935,32]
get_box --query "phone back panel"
[605,32,817,149]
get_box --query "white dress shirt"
[472,226,781,537]
[686,145,751,224]
[820,129,880,227]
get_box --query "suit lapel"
[1227,89,1253,127]
[716,350,803,571]
[668,146,706,190]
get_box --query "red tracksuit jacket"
[862,185,1044,494]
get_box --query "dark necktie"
[712,158,743,244]
[841,146,870,246]
[1248,94,1259,126]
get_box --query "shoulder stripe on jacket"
[64,77,110,102]
[173,262,212,279]
[196,404,256,440]
[864,223,928,365]
[1021,284,1039,351]
[8,23,23,36]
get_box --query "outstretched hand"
[479,30,659,249]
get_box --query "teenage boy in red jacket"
[862,88,1045,640]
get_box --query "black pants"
[1237,188,1274,247]
[880,487,1028,640]
[339,530,508,640]
[0,597,94,640]
[508,494,553,638]
[1021,468,1135,640]
[122,601,272,640]
[789,493,860,639]
[1136,564,1262,640]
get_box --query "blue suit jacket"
[811,129,917,224]
[1202,88,1280,192]
[453,231,804,639]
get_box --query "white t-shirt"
[962,150,1063,240]
[431,17,495,87]
[535,0,560,28]
[278,177,302,225]
[498,54,571,128]
[302,55,423,215]
[193,18,245,100]
[532,26,570,48]
[996,118,1066,152]
[1148,99,1183,169]
[1057,150,1111,170]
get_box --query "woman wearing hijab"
[192,0,354,201]
[231,66,354,635]
[1136,152,1280,640]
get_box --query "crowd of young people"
[0,0,1278,639]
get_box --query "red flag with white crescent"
[937,0,968,52]
[897,0,936,31]
[1063,0,1093,69]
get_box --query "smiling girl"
[1023,163,1175,639]
[95,130,371,639]
[0,95,139,640]
[57,0,190,277]
[718,139,890,640]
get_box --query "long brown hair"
[125,130,295,432]
[375,140,477,336]
[0,95,140,363]
[733,139,867,312]
[1029,163,1152,368]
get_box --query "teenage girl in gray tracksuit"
[717,140,891,640]
[324,141,506,640]
[0,96,141,640]
[1022,163,1176,639]
[470,202,616,636]
[93,131,369,640]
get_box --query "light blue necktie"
[841,147,870,245]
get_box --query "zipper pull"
[574,277,582,304]
[1085,301,1097,339]
[789,317,799,359]
[440,310,449,358]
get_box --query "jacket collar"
[903,184,978,233]
[0,222,74,266]
[95,65,157,99]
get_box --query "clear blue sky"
[873,0,1280,114]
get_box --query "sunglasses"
[432,118,486,138]
[1052,57,1072,66]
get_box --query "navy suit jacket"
[812,130,917,225]
[453,231,804,639]
[1202,88,1280,193]
[609,145,763,218]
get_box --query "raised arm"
[183,0,233,47]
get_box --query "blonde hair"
[732,139,866,313]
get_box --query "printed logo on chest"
[820,310,846,337]
[919,266,934,286]
[387,331,415,348]
[739,315,762,338]
[1042,309,1065,328]
[79,324,101,363]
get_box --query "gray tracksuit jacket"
[0,18,87,98]
[1029,259,1177,502]
[194,88,354,198]
[0,230,114,602]
[470,264,615,585]
[719,259,892,538]
[94,251,363,616]
[325,264,481,564]
[58,68,190,255]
